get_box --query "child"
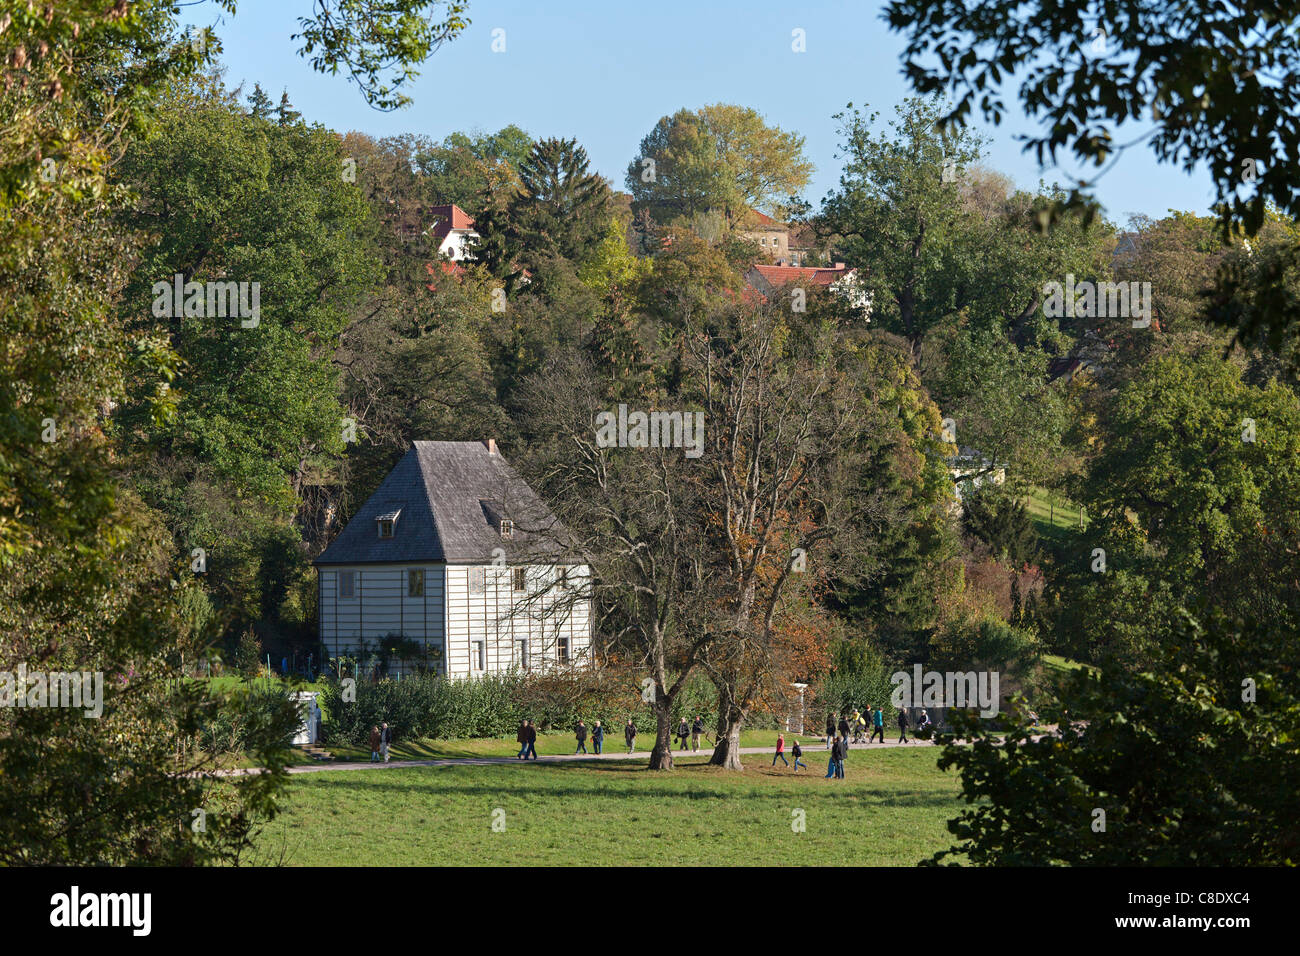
[792,739,806,771]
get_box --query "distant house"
[428,203,479,261]
[314,440,591,678]
[744,262,871,313]
[736,210,791,262]
[948,446,1006,503]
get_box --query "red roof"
[429,204,476,242]
[750,263,854,287]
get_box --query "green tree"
[933,611,1300,865]
[627,104,812,228]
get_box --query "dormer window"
[375,508,401,539]
[500,519,514,539]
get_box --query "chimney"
[483,438,497,455]
[834,262,846,269]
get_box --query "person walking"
[772,732,789,767]
[516,720,529,759]
[691,715,705,752]
[380,722,392,763]
[869,704,886,744]
[368,725,381,762]
[525,719,538,759]
[676,717,690,751]
[624,718,637,754]
[825,735,842,778]
[575,719,588,754]
[592,720,605,755]
[897,707,910,744]
[917,709,932,738]
[825,713,836,749]
[792,739,806,771]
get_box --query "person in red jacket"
[772,732,789,767]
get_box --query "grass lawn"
[254,745,968,866]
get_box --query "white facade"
[318,562,591,678]
[436,228,478,262]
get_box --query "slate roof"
[315,441,570,565]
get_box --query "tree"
[290,0,470,111]
[626,104,812,228]
[0,0,310,866]
[933,611,1300,865]
[414,125,531,213]
[507,137,613,268]
[883,0,1300,363]
[962,488,1039,567]
[822,97,984,357]
[1046,353,1300,666]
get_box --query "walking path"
[214,737,946,777]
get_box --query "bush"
[316,667,723,747]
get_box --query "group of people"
[517,717,646,757]
[826,705,931,748]
[368,723,392,762]
[515,719,539,759]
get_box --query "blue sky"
[206,0,1214,225]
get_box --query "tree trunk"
[648,697,674,770]
[709,702,746,770]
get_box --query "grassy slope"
[256,746,966,866]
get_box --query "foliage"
[932,612,1300,865]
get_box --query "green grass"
[255,746,967,866]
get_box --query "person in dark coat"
[525,719,538,759]
[575,719,588,754]
[825,713,836,749]
[516,720,529,759]
[897,708,910,744]
[691,715,706,752]
[624,718,637,754]
[835,736,846,778]
[792,739,806,771]
[676,717,690,751]
[824,735,841,778]
[368,726,381,762]
[592,720,605,754]
[837,715,851,750]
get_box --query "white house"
[428,203,479,262]
[315,440,591,678]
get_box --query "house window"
[500,519,514,538]
[338,570,355,599]
[516,638,529,669]
[558,636,570,664]
[408,569,424,598]
[473,640,485,671]
[468,567,485,594]
[558,567,569,589]
[512,567,526,592]
[378,520,394,538]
